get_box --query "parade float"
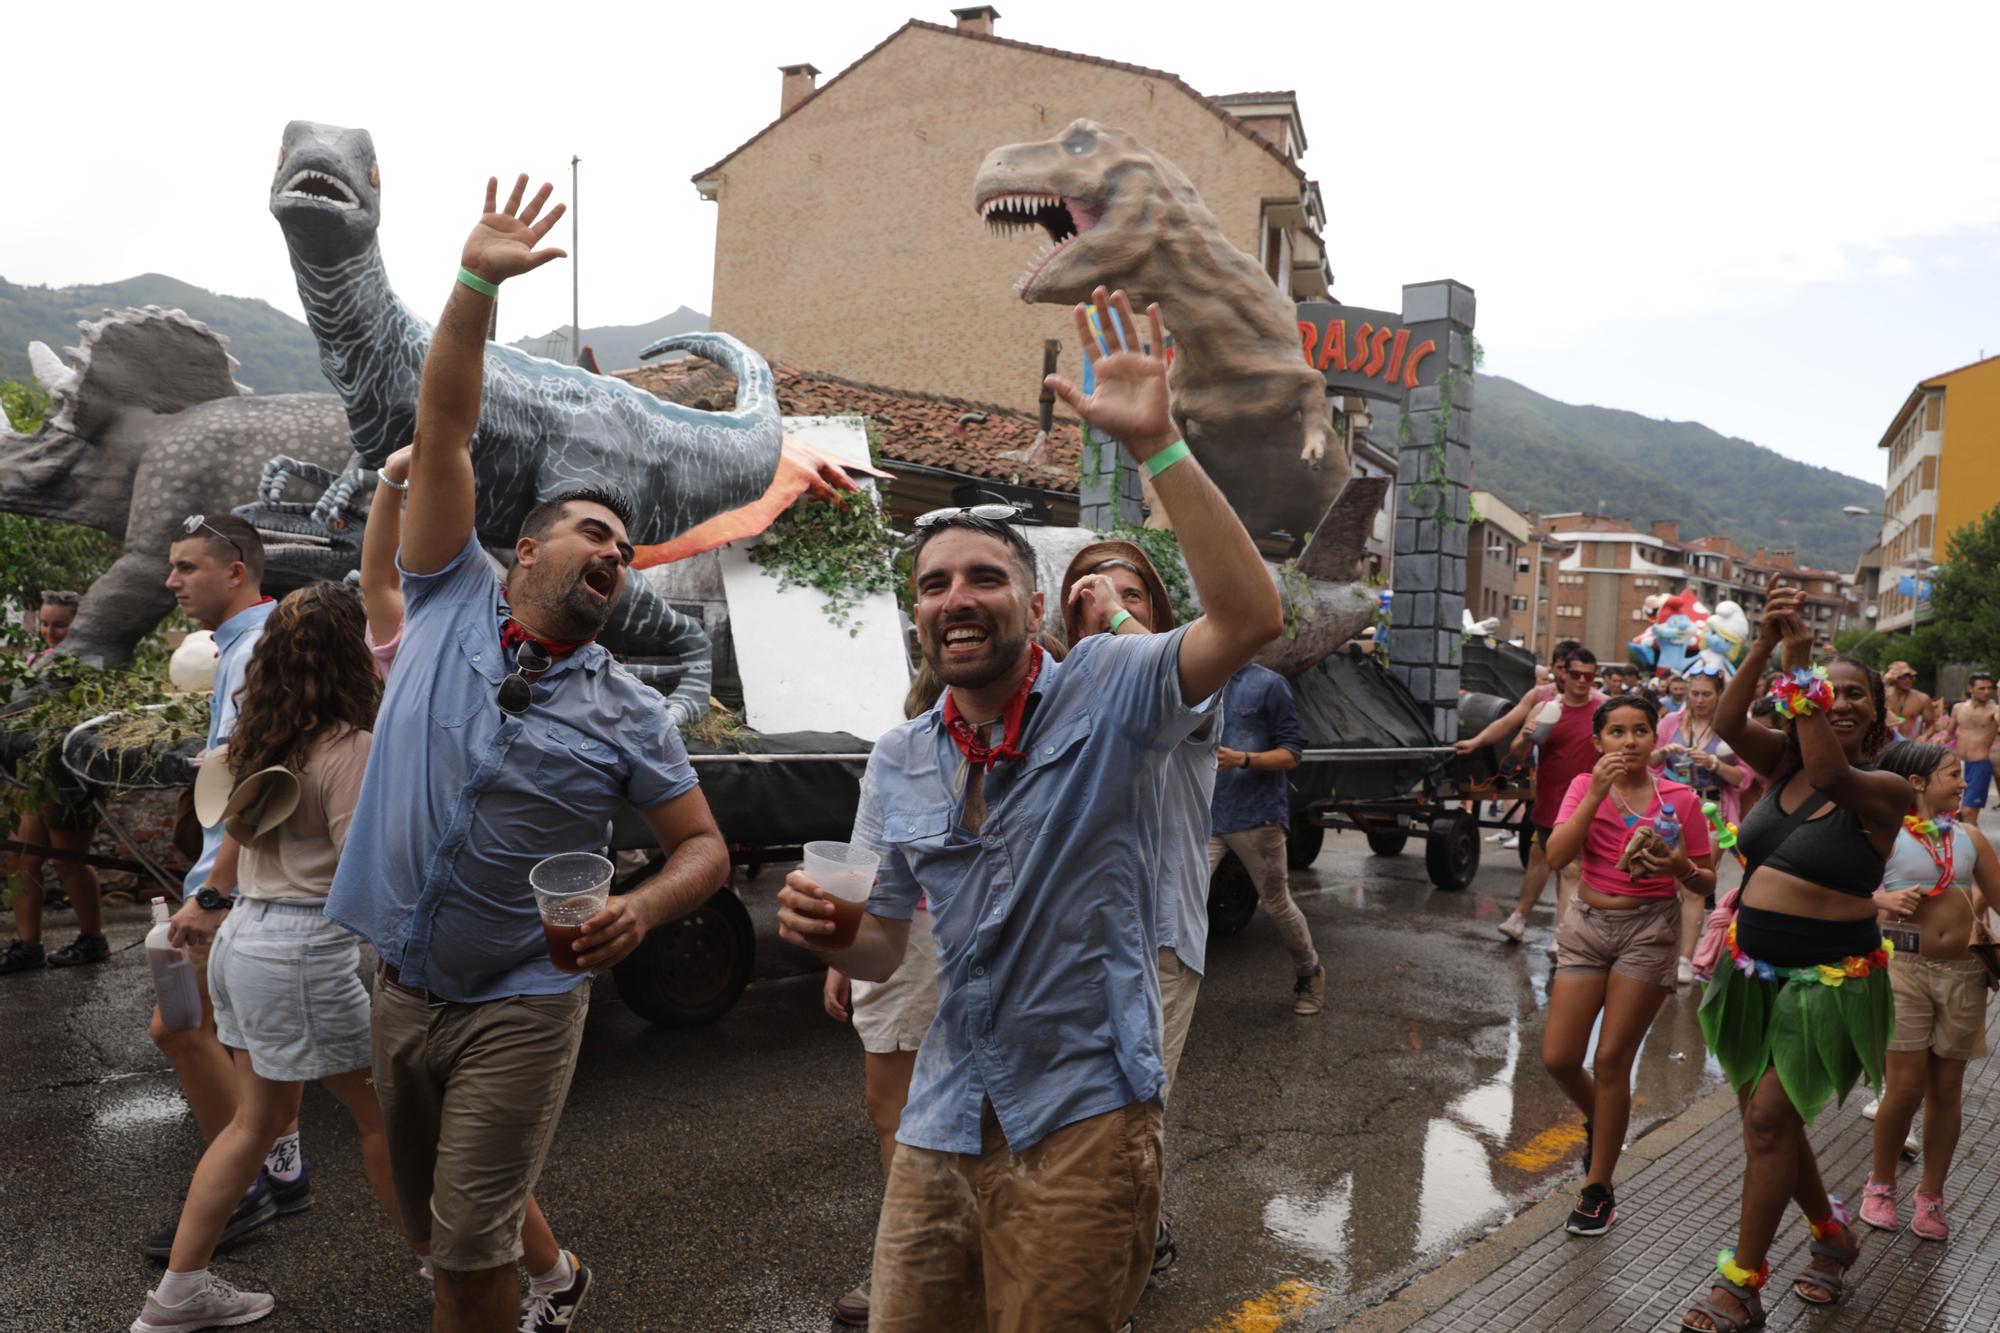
[5,116,1518,1021]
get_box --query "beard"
[923,608,1032,691]
[515,557,623,641]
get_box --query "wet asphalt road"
[2,832,1722,1332]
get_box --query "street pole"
[571,155,581,365]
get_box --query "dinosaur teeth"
[281,169,360,210]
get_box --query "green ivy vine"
[1276,559,1313,642]
[748,490,904,635]
[1401,335,1484,528]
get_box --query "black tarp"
[612,729,871,851]
[1460,640,1538,703]
[1286,649,1440,804]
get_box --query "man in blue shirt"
[1208,662,1319,1013]
[144,513,294,1257]
[323,175,730,1333]
[779,289,1283,1332]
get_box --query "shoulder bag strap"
[1739,782,1832,887]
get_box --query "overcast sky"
[14,0,1999,486]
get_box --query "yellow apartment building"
[1870,355,2000,631]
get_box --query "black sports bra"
[1736,775,1886,899]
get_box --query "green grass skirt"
[1699,963,1892,1125]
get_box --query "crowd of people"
[3,171,1997,1333]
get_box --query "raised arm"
[402,174,567,575]
[1772,589,1907,833]
[359,444,411,644]
[1455,689,1537,756]
[1715,608,1789,779]
[1045,288,1283,705]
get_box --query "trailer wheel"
[1365,830,1409,857]
[1286,821,1325,869]
[612,883,756,1028]
[1425,811,1481,891]
[1207,854,1259,937]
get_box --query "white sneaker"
[1487,832,1506,843]
[1500,834,1520,850]
[1497,911,1527,943]
[1677,958,1696,986]
[1862,1099,1881,1120]
[132,1274,275,1331]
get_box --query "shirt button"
[472,654,482,662]
[974,966,985,977]
[978,1038,989,1048]
[1044,745,1055,755]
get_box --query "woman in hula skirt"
[1858,741,2000,1241]
[1544,692,1715,1237]
[1680,586,1906,1332]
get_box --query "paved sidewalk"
[1343,1003,2000,1331]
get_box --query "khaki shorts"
[1889,954,1991,1061]
[871,1100,1163,1333]
[852,909,940,1055]
[1158,947,1202,1102]
[1555,897,1680,991]
[370,971,589,1271]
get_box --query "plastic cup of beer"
[531,852,614,973]
[801,840,880,950]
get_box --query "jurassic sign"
[1294,301,1440,401]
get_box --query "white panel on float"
[718,416,909,741]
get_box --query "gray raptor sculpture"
[266,119,788,725]
[0,307,354,667]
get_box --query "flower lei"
[1902,812,1957,896]
[1716,1249,1769,1289]
[1725,918,1893,986]
[1769,665,1834,719]
[1807,1197,1851,1242]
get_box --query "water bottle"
[1524,698,1562,742]
[146,897,202,1033]
[1653,800,1682,850]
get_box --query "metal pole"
[571,155,581,365]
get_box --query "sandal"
[1680,1251,1768,1332]
[1792,1211,1860,1306]
[1679,1277,1766,1331]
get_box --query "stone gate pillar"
[1390,280,1476,742]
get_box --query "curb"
[1332,1084,1740,1332]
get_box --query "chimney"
[1650,519,1680,544]
[778,63,820,115]
[951,5,1000,35]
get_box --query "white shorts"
[851,909,940,1055]
[209,897,372,1082]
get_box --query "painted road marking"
[1198,1279,1322,1332]
[1503,1120,1586,1172]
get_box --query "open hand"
[1043,288,1176,458]
[461,175,568,287]
[1876,886,1924,919]
[823,968,852,1022]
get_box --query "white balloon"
[170,631,219,692]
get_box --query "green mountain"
[0,273,329,395]
[511,307,711,371]
[1453,374,1884,572]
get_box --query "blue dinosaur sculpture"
[265,119,788,724]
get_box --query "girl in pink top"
[1542,693,1717,1239]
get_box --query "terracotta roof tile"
[691,20,1303,184]
[616,359,1079,493]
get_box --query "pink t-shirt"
[1556,772,1713,899]
[364,624,401,678]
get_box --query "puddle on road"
[91,1080,187,1137]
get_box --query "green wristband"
[456,266,501,298]
[1108,609,1133,632]
[1143,439,1192,478]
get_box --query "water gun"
[1703,800,1743,865]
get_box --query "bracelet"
[456,266,501,298]
[1107,609,1132,632]
[1241,751,1254,770]
[1142,439,1192,478]
[376,468,408,493]
[1768,665,1833,719]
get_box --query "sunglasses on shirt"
[497,641,552,716]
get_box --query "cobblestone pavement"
[1370,1003,2000,1332]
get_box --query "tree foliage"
[0,380,122,643]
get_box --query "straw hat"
[193,754,301,842]
[1059,539,1178,646]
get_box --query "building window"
[1516,558,1532,574]
[1632,608,1646,620]
[1511,596,1528,612]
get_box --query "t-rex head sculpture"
[972,119,1344,549]
[270,120,383,265]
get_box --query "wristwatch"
[194,887,236,912]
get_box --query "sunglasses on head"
[913,503,1025,530]
[181,514,248,566]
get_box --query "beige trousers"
[1207,824,1320,973]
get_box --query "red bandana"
[499,616,593,658]
[942,643,1044,767]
